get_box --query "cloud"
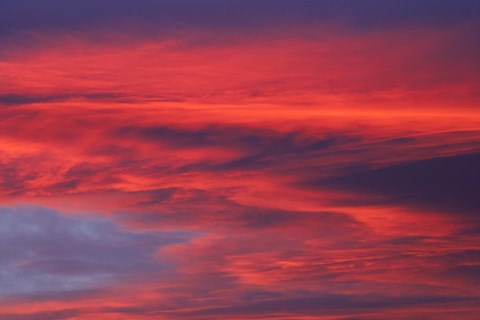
[0,309,80,320]
[115,124,345,172]
[182,293,472,317]
[0,93,129,106]
[313,152,480,218]
[1,0,479,39]
[0,1,479,319]
[0,206,192,296]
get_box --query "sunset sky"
[1,1,479,319]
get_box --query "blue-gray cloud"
[0,206,192,296]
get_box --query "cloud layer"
[0,1,479,319]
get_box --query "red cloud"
[0,10,479,320]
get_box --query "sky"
[0,1,479,319]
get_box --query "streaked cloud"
[0,1,479,319]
